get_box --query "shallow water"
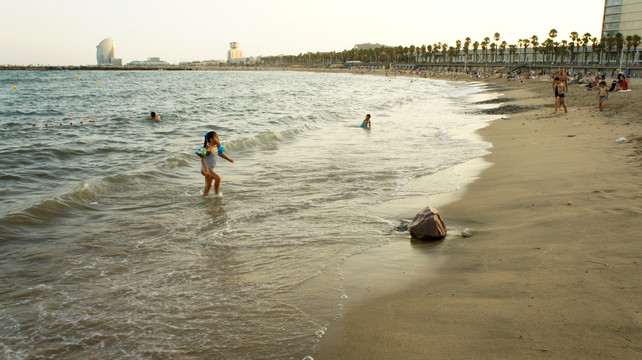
[0,70,499,359]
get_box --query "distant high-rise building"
[96,37,116,65]
[228,42,244,64]
[602,0,642,38]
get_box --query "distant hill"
[353,43,391,50]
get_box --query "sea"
[0,70,500,359]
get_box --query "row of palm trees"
[261,30,641,67]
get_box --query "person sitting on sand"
[553,77,567,113]
[360,114,371,129]
[608,74,623,92]
[149,111,161,120]
[615,75,629,91]
[597,81,609,112]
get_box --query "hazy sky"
[1,0,605,65]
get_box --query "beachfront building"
[96,37,116,65]
[127,57,171,66]
[602,0,642,38]
[228,42,244,64]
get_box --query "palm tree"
[482,37,490,62]
[508,45,517,63]
[604,36,615,63]
[463,37,471,65]
[472,41,480,62]
[490,42,497,62]
[531,35,539,62]
[395,46,403,62]
[560,40,569,63]
[582,33,591,63]
[493,33,500,62]
[454,40,461,62]
[590,37,600,63]
[625,35,633,63]
[500,41,507,62]
[615,32,625,65]
[632,35,642,64]
[569,32,579,63]
[522,39,530,62]
[426,45,433,63]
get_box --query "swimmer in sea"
[149,111,161,120]
[199,131,234,196]
[360,114,371,129]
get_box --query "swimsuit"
[555,87,565,98]
[599,95,607,99]
[201,147,217,171]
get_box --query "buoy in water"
[96,80,100,83]
[13,85,17,89]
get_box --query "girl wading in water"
[197,131,234,196]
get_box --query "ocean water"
[0,70,499,359]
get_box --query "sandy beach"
[314,75,642,359]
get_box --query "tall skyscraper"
[96,38,116,65]
[602,0,642,38]
[228,42,244,64]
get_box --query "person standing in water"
[199,131,234,196]
[360,114,371,129]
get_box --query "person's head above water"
[366,114,371,120]
[204,131,219,147]
[150,111,156,117]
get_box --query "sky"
[0,0,606,66]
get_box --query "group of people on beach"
[552,67,632,113]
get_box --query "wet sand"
[314,77,642,359]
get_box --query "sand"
[313,76,642,359]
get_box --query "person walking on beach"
[597,81,609,112]
[360,114,371,129]
[198,131,234,196]
[553,77,567,113]
[555,68,568,91]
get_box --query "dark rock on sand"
[477,104,538,115]
[474,97,515,105]
[409,206,447,241]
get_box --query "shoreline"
[313,76,641,358]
